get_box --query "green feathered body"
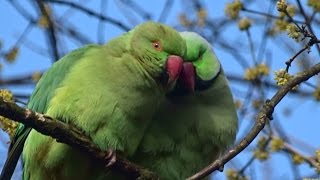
[16,22,186,180]
[23,44,164,179]
[132,32,238,179]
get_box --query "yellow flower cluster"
[5,47,19,63]
[274,69,293,86]
[0,89,14,102]
[252,99,262,109]
[238,17,251,31]
[244,63,269,81]
[312,87,320,101]
[270,138,284,151]
[197,8,207,26]
[315,150,320,173]
[292,153,304,164]
[254,149,269,161]
[234,100,242,109]
[271,2,296,35]
[226,169,248,180]
[254,136,269,161]
[274,19,289,32]
[0,89,19,139]
[281,5,296,17]
[316,150,320,162]
[179,14,192,27]
[0,116,18,139]
[276,0,287,12]
[286,23,301,41]
[37,4,52,28]
[225,0,243,19]
[32,71,42,82]
[308,0,320,12]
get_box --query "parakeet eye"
[152,41,162,51]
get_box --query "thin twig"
[285,46,309,72]
[242,7,305,24]
[46,0,131,31]
[35,0,60,61]
[246,29,257,66]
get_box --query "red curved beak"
[166,55,183,85]
[165,55,196,92]
[178,62,195,92]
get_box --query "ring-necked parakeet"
[0,22,186,180]
[132,32,239,179]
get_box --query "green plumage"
[132,32,238,179]
[1,24,237,180]
[1,22,186,180]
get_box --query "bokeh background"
[1,0,320,179]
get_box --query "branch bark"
[0,98,158,180]
[187,62,320,180]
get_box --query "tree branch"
[45,0,131,31]
[0,98,158,180]
[35,0,60,61]
[187,62,320,180]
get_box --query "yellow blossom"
[0,89,14,102]
[0,116,18,139]
[226,169,248,180]
[292,153,304,164]
[252,99,262,109]
[308,0,320,12]
[274,69,295,88]
[270,138,284,151]
[5,47,19,63]
[257,136,268,149]
[286,23,301,41]
[38,15,50,28]
[254,149,269,161]
[316,150,320,162]
[312,87,320,101]
[37,4,52,28]
[238,17,251,31]
[197,8,207,26]
[286,5,296,17]
[274,19,289,32]
[244,63,269,81]
[32,71,42,82]
[225,0,243,19]
[179,14,192,27]
[276,0,287,12]
[234,100,242,109]
[0,89,18,139]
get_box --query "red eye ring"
[152,41,162,51]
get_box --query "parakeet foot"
[104,149,116,169]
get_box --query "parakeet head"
[131,22,186,91]
[170,32,221,94]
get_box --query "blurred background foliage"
[1,0,320,179]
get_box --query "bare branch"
[35,0,60,61]
[45,0,131,31]
[0,98,158,180]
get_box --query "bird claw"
[104,149,116,169]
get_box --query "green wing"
[0,45,94,180]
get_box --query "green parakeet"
[0,22,186,180]
[132,32,239,179]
